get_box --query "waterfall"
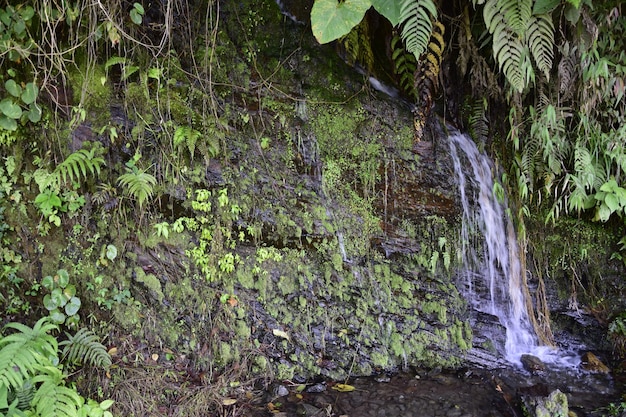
[448,132,553,365]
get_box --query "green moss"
[133,267,164,303]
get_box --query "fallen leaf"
[228,297,238,307]
[108,347,118,356]
[272,328,290,341]
[331,383,355,392]
[222,398,237,406]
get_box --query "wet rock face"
[520,354,546,374]
[521,389,569,417]
[580,352,610,374]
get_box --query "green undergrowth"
[0,2,474,414]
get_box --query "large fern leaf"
[31,366,81,417]
[118,168,157,209]
[484,0,529,92]
[399,0,437,60]
[60,328,111,369]
[51,148,105,190]
[391,32,418,99]
[499,0,532,35]
[0,318,58,390]
[526,13,554,79]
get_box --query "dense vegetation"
[0,0,625,416]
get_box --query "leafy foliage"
[0,318,57,390]
[391,32,418,99]
[399,0,438,60]
[60,328,112,369]
[117,154,157,210]
[0,318,113,417]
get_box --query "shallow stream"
[257,364,622,417]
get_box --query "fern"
[60,328,111,369]
[49,147,105,191]
[414,20,445,101]
[118,166,157,209]
[526,13,554,79]
[31,366,82,417]
[0,318,58,390]
[339,18,375,72]
[484,0,529,92]
[468,98,489,143]
[391,32,418,99]
[499,0,532,35]
[399,0,437,60]
[173,125,202,157]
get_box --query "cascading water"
[448,131,561,366]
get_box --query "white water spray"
[448,132,560,365]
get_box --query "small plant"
[129,2,145,25]
[0,317,113,417]
[117,152,157,210]
[41,269,81,328]
[608,312,626,358]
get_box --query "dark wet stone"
[521,354,546,374]
[580,352,610,374]
[522,389,569,417]
[305,382,326,393]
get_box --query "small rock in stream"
[580,352,610,373]
[306,382,327,393]
[521,354,546,374]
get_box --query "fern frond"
[391,32,418,99]
[0,318,58,390]
[399,0,437,60]
[173,126,202,157]
[484,0,529,92]
[118,168,157,209]
[526,13,554,79]
[60,328,111,369]
[469,98,489,143]
[31,366,81,417]
[499,0,532,35]
[51,148,105,190]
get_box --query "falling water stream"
[448,132,576,367]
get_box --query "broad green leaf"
[100,400,115,410]
[130,9,142,25]
[147,67,162,80]
[600,179,619,193]
[0,115,17,131]
[311,0,371,44]
[106,244,118,261]
[533,0,560,14]
[64,284,76,298]
[0,98,22,119]
[51,288,67,307]
[65,296,81,316]
[49,308,66,324]
[20,6,35,20]
[565,0,581,8]
[43,294,57,310]
[28,102,42,123]
[5,79,21,97]
[21,82,38,104]
[42,275,55,290]
[371,0,401,25]
[133,3,145,14]
[564,3,580,23]
[57,269,70,287]
[605,193,619,212]
[596,203,611,222]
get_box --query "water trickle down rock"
[448,132,543,367]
